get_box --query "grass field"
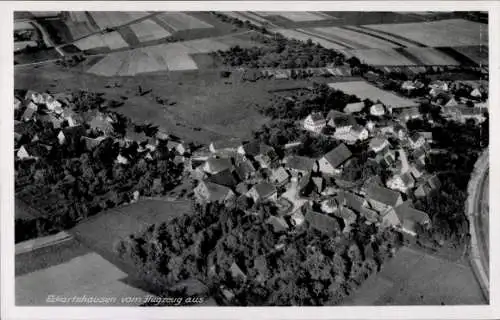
[365,19,488,47]
[88,11,149,29]
[155,12,214,31]
[16,248,151,305]
[257,11,331,22]
[347,48,415,65]
[74,31,129,51]
[343,247,486,305]
[129,19,171,42]
[71,200,192,255]
[327,80,418,108]
[15,64,271,144]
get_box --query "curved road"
[474,169,489,275]
[467,151,489,301]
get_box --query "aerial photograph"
[13,10,489,307]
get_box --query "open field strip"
[235,11,270,24]
[155,12,213,31]
[403,47,461,65]
[87,51,129,76]
[365,19,488,47]
[89,11,149,29]
[136,48,166,74]
[129,19,171,42]
[313,26,402,49]
[68,12,88,22]
[347,48,415,65]
[341,25,419,48]
[296,28,359,49]
[452,46,488,66]
[256,11,330,21]
[274,28,349,50]
[162,45,199,71]
[182,38,231,53]
[328,80,418,108]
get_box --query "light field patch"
[155,12,213,31]
[129,19,171,42]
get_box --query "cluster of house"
[191,128,437,241]
[14,90,189,169]
[242,65,352,81]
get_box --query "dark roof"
[62,125,86,139]
[205,157,233,173]
[234,160,256,180]
[323,143,352,168]
[337,191,367,213]
[198,181,233,202]
[266,216,289,233]
[333,115,356,128]
[205,169,239,188]
[366,184,402,207]
[305,210,341,236]
[253,182,277,199]
[284,155,315,172]
[326,109,347,120]
[240,142,274,157]
[211,139,242,151]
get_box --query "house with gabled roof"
[414,174,441,198]
[234,158,256,181]
[330,115,357,134]
[269,166,290,187]
[25,90,44,104]
[369,136,391,153]
[386,172,415,193]
[16,143,51,161]
[360,206,379,224]
[194,181,235,203]
[205,169,239,189]
[166,140,189,155]
[82,136,107,150]
[305,210,341,236]
[318,143,352,175]
[365,183,403,212]
[336,191,368,213]
[21,102,38,121]
[209,139,241,155]
[303,112,326,133]
[343,102,364,114]
[283,155,316,176]
[247,182,277,203]
[394,201,431,237]
[203,157,233,175]
[408,132,426,149]
[470,88,482,99]
[266,215,289,233]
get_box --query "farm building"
[369,136,391,153]
[303,112,327,133]
[318,143,352,175]
[203,157,233,175]
[365,183,403,212]
[282,155,316,176]
[247,182,278,203]
[194,181,235,203]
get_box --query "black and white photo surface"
[7,4,494,317]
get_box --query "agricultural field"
[257,11,332,22]
[74,31,129,51]
[16,242,150,305]
[365,19,488,47]
[403,47,461,66]
[129,19,171,42]
[328,80,418,109]
[343,247,486,305]
[71,200,192,255]
[154,12,214,32]
[452,46,489,66]
[85,33,263,76]
[347,48,415,66]
[272,28,348,51]
[88,11,150,29]
[64,12,100,40]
